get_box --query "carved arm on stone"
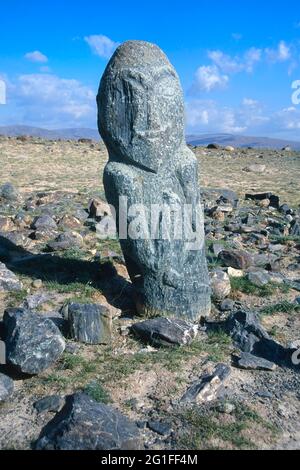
[103,162,162,276]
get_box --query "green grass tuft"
[230,276,289,298]
[84,381,112,404]
[260,301,300,316]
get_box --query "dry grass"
[1,138,299,207]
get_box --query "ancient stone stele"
[97,40,211,321]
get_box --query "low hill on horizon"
[186,133,300,150]
[1,125,300,150]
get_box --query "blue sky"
[0,0,300,140]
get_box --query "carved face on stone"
[97,41,185,172]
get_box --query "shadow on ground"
[0,235,134,314]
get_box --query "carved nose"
[147,100,160,130]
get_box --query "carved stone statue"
[97,41,211,321]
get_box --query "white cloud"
[242,98,260,107]
[194,65,229,92]
[208,47,262,74]
[186,100,247,133]
[208,51,241,73]
[186,97,300,139]
[9,73,96,128]
[84,34,119,59]
[25,51,48,63]
[275,106,300,130]
[265,41,291,62]
[244,47,262,72]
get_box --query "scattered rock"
[244,164,266,174]
[181,364,231,403]
[225,309,289,364]
[202,188,239,209]
[210,270,231,301]
[0,216,14,232]
[33,228,58,242]
[220,299,235,311]
[47,231,83,251]
[255,390,273,399]
[247,270,271,287]
[0,182,21,201]
[207,143,220,149]
[35,393,142,450]
[219,249,252,269]
[280,204,293,215]
[147,421,172,436]
[0,373,14,403]
[58,214,81,229]
[3,308,65,375]
[211,243,225,257]
[245,192,280,209]
[0,262,23,292]
[236,352,276,371]
[227,267,244,278]
[32,279,43,289]
[31,215,57,231]
[34,395,65,414]
[216,401,236,414]
[259,198,270,209]
[22,293,51,310]
[78,138,93,144]
[290,221,300,236]
[65,303,112,345]
[88,198,111,219]
[130,317,198,348]
[224,146,235,152]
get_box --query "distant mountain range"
[1,125,300,150]
[186,133,300,150]
[0,125,100,141]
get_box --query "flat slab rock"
[237,352,276,371]
[130,317,198,347]
[0,262,23,292]
[181,364,231,403]
[35,393,142,450]
[3,308,65,375]
[0,373,14,403]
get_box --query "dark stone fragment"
[3,308,65,375]
[0,373,14,403]
[147,421,172,436]
[35,393,142,450]
[245,193,279,209]
[130,317,198,347]
[65,303,112,345]
[34,395,65,414]
[181,363,231,403]
[218,249,252,269]
[236,352,276,371]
